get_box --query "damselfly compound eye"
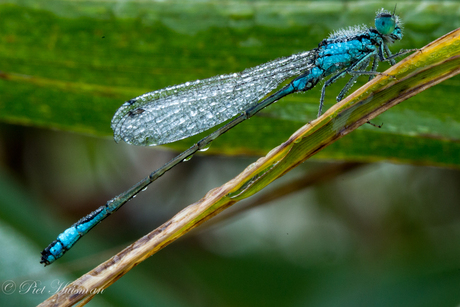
[375,14,396,35]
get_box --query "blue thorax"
[315,9,403,77]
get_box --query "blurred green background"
[1,1,460,306]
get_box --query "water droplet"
[183,155,193,162]
[199,143,212,152]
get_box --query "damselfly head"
[375,8,403,43]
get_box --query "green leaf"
[1,1,460,167]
